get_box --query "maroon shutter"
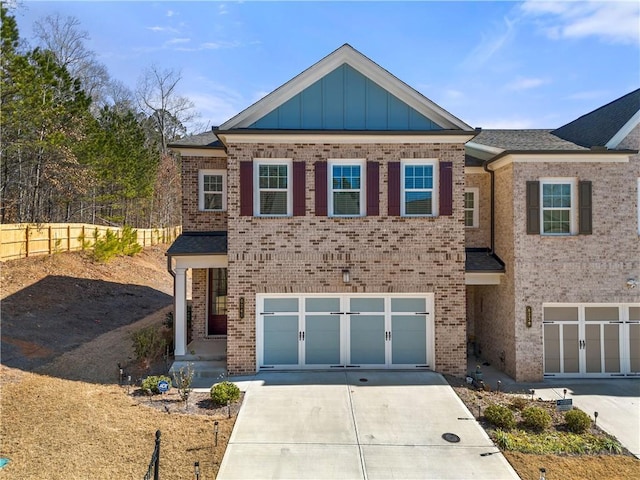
[366,161,379,216]
[240,161,253,216]
[315,161,327,216]
[439,162,453,216]
[293,162,306,216]
[388,162,401,216]
[526,181,540,234]
[578,180,592,235]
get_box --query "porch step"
[170,360,227,389]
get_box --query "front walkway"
[217,371,519,480]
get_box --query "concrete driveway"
[217,371,519,480]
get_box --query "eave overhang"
[215,128,478,145]
[484,149,635,171]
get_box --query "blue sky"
[13,1,640,132]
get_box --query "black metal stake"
[194,461,200,480]
[478,403,481,419]
[539,467,546,480]
[214,420,219,447]
[496,380,501,392]
[563,388,567,399]
[594,411,598,427]
[227,400,231,418]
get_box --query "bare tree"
[136,65,198,154]
[33,13,110,110]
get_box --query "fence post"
[25,225,30,258]
[67,225,71,251]
[154,430,161,480]
[48,225,53,254]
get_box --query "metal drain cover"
[442,433,460,443]
[359,378,368,382]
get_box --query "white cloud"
[166,38,190,45]
[218,4,229,15]
[506,76,550,91]
[166,10,175,18]
[146,25,179,34]
[566,89,610,101]
[462,14,519,69]
[521,0,640,46]
[445,89,464,100]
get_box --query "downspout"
[166,253,176,278]
[482,159,495,254]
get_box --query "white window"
[199,170,226,211]
[329,159,365,217]
[541,178,577,235]
[637,178,640,235]
[465,188,479,228]
[254,159,292,216]
[401,159,438,216]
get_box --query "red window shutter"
[439,162,453,216]
[315,161,327,216]
[293,162,306,216]
[388,162,401,216]
[366,161,379,216]
[240,161,253,216]
[578,180,592,235]
[526,181,540,234]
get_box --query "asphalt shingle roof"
[472,129,588,152]
[168,131,224,148]
[166,232,227,256]
[552,89,640,148]
[465,249,505,272]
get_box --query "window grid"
[542,182,572,234]
[403,162,435,216]
[464,191,475,227]
[203,174,223,211]
[257,162,290,216]
[330,163,363,216]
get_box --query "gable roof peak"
[219,44,473,132]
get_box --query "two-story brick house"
[168,45,639,381]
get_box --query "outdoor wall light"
[525,306,532,328]
[239,297,245,318]
[626,278,638,289]
[342,269,351,284]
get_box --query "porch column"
[174,267,188,356]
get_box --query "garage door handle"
[299,331,305,341]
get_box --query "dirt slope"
[1,246,174,381]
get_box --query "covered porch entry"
[166,232,228,372]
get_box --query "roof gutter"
[482,159,496,255]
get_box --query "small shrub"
[173,363,194,405]
[509,396,528,411]
[92,226,142,262]
[565,409,592,433]
[210,381,240,406]
[522,406,551,431]
[484,403,516,430]
[131,325,168,361]
[141,375,172,394]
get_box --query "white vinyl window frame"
[254,158,293,217]
[199,169,226,211]
[401,159,439,217]
[540,177,578,235]
[328,159,366,217]
[464,187,479,228]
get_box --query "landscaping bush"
[141,375,172,394]
[210,381,240,406]
[565,409,592,433]
[521,406,551,431]
[484,403,516,430]
[92,226,142,262]
[131,325,168,361]
[509,396,528,411]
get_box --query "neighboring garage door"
[543,304,640,377]
[257,294,435,370]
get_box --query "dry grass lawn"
[0,366,235,479]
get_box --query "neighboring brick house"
[168,44,639,381]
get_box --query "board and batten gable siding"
[249,65,443,131]
[224,141,468,376]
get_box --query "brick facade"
[465,171,491,248]
[181,155,228,231]
[223,141,468,376]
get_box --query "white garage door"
[543,304,640,377]
[257,294,435,370]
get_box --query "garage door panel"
[264,315,299,365]
[563,324,580,373]
[603,324,620,373]
[305,315,341,365]
[350,315,385,365]
[392,315,426,365]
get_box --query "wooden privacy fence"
[0,223,182,261]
